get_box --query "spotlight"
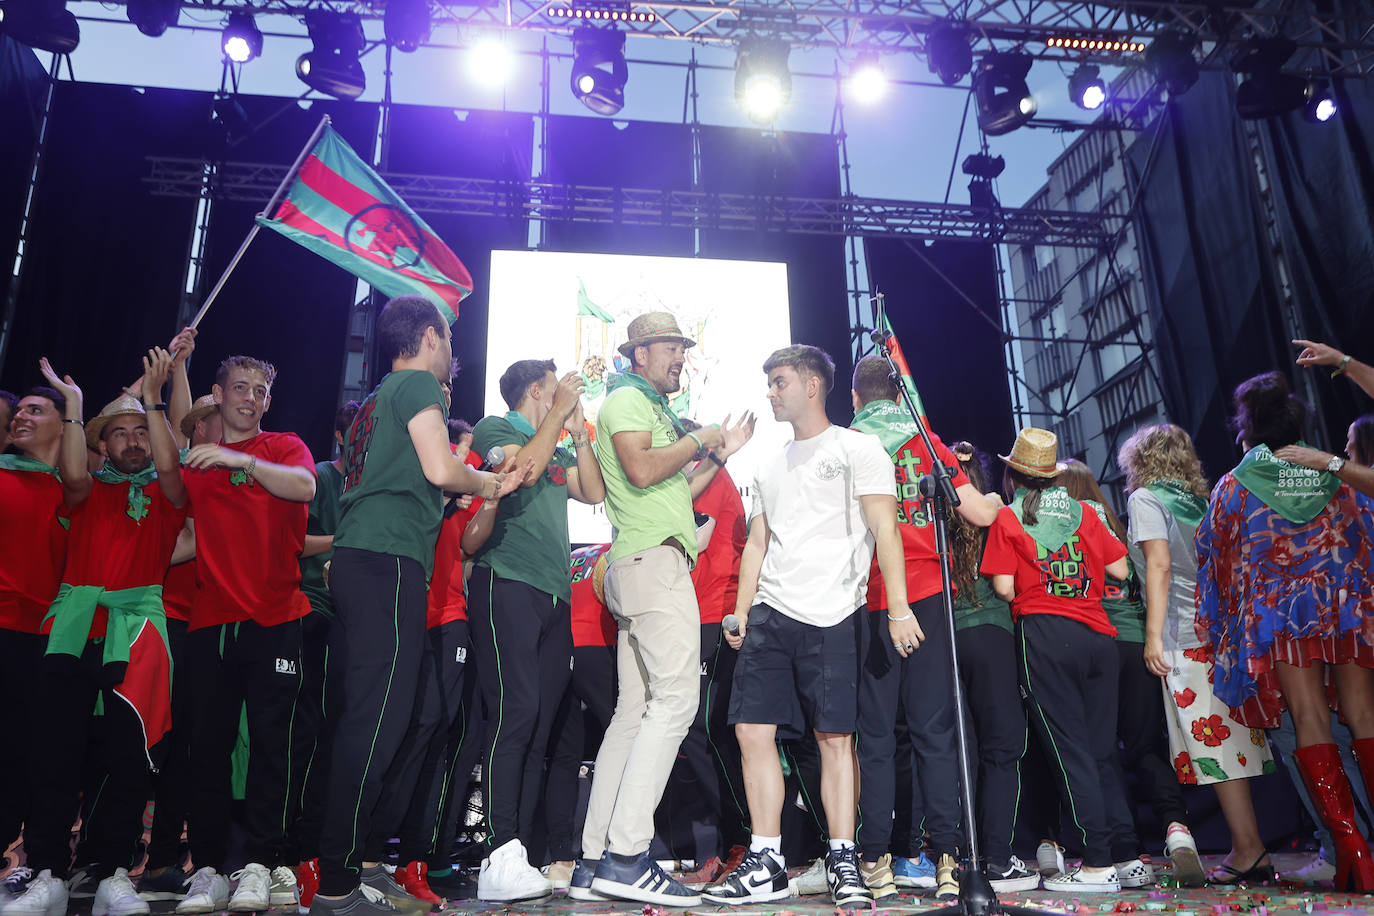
[1232,36,1309,119]
[469,36,512,87]
[126,0,178,37]
[296,11,366,100]
[1304,81,1336,122]
[570,27,627,115]
[222,12,262,63]
[1145,31,1198,97]
[926,22,972,86]
[548,2,654,22]
[972,51,1036,136]
[385,0,431,52]
[734,38,791,124]
[0,0,79,53]
[847,53,887,104]
[1068,63,1106,110]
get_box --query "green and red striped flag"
[877,311,928,423]
[255,125,472,323]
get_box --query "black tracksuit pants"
[467,570,573,853]
[283,610,331,863]
[427,666,486,870]
[188,616,303,870]
[857,595,963,861]
[0,630,41,851]
[546,644,618,861]
[1017,614,1138,867]
[1114,639,1188,828]
[148,617,192,870]
[318,548,428,896]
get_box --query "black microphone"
[721,614,740,636]
[478,445,506,472]
[870,328,892,346]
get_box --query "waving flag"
[876,310,928,423]
[255,125,472,323]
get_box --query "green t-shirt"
[334,370,447,578]
[1103,561,1146,643]
[953,575,1014,634]
[299,461,343,618]
[595,383,698,564]
[470,412,576,603]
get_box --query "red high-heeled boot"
[1295,743,1374,893]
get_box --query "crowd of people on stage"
[1,297,1373,916]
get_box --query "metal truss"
[144,156,1121,247]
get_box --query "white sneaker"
[1045,866,1121,893]
[1114,858,1156,889]
[0,869,69,916]
[269,866,298,907]
[476,839,551,902]
[175,868,230,915]
[1036,841,1066,877]
[228,864,271,912]
[93,869,150,916]
[792,857,829,896]
[1164,825,1206,887]
[1285,853,1337,885]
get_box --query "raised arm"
[410,406,530,499]
[1295,339,1374,401]
[566,399,606,505]
[142,347,186,508]
[39,357,91,508]
[685,413,757,499]
[167,326,196,449]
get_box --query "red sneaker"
[396,861,444,906]
[296,858,320,915]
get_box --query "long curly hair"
[1116,423,1210,500]
[949,441,993,604]
[1056,459,1128,544]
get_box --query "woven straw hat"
[592,551,610,605]
[999,427,1060,478]
[85,393,147,450]
[617,311,696,358]
[180,394,220,440]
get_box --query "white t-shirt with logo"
[751,424,897,627]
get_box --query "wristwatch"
[1327,455,1346,474]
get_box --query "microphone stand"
[871,322,1050,916]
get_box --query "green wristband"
[686,431,705,456]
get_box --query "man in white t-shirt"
[703,345,918,909]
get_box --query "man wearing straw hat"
[574,311,755,907]
[3,349,187,916]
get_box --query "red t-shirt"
[979,503,1127,636]
[48,476,187,638]
[163,559,197,623]
[427,451,483,629]
[690,469,747,624]
[570,543,616,647]
[865,432,970,609]
[0,467,68,634]
[183,431,315,630]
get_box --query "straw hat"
[85,393,147,450]
[592,551,609,605]
[180,394,220,440]
[999,427,1059,478]
[617,311,696,358]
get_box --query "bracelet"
[63,418,84,427]
[245,455,257,478]
[571,436,590,448]
[1333,354,1353,378]
[887,612,913,622]
[685,431,705,457]
[707,450,725,468]
[145,403,168,412]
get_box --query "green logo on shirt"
[229,469,249,486]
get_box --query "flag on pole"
[576,279,614,322]
[876,310,928,423]
[255,125,472,323]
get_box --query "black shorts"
[727,603,862,739]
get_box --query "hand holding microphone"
[721,612,746,650]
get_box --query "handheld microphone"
[721,614,740,636]
[478,445,506,472]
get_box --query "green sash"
[850,400,918,457]
[0,453,60,477]
[1011,486,1082,551]
[94,465,159,524]
[1232,443,1341,524]
[43,582,167,669]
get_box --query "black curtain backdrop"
[386,106,534,427]
[697,127,851,421]
[1,81,206,404]
[0,39,48,351]
[1129,72,1292,478]
[1261,74,1374,444]
[863,238,1014,455]
[189,97,378,459]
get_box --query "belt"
[661,536,687,559]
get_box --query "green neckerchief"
[1011,486,1082,551]
[504,410,537,438]
[580,372,606,401]
[0,453,61,477]
[608,369,673,414]
[1144,478,1207,530]
[850,400,918,457]
[1232,442,1341,524]
[94,464,159,524]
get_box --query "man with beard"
[2,349,186,916]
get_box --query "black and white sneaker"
[986,857,1041,892]
[824,848,874,908]
[566,860,607,902]
[591,852,701,906]
[701,850,791,904]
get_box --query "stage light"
[570,27,627,115]
[926,21,971,86]
[296,11,366,100]
[469,36,512,87]
[972,51,1036,136]
[0,0,79,53]
[385,0,431,52]
[1145,31,1198,97]
[1231,36,1311,119]
[847,53,887,103]
[1304,81,1336,123]
[126,0,177,37]
[547,2,654,22]
[1068,63,1105,110]
[222,12,262,63]
[735,38,791,124]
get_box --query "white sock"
[749,835,782,865]
[828,839,856,852]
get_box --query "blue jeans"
[1268,712,1373,861]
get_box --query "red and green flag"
[256,125,472,323]
[877,311,928,424]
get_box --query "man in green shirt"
[574,312,754,907]
[311,296,526,916]
[467,358,606,901]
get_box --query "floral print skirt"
[1162,646,1274,785]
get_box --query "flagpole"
[186,114,333,330]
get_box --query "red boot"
[1351,738,1374,804]
[1295,743,1374,893]
[395,861,444,907]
